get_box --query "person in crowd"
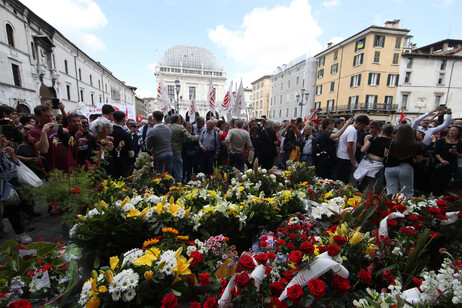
[249,124,261,166]
[66,113,90,166]
[89,114,100,123]
[354,122,393,194]
[182,122,197,183]
[56,114,64,125]
[216,120,228,167]
[192,116,206,135]
[87,120,115,177]
[225,119,252,172]
[111,111,134,178]
[80,115,94,137]
[333,118,345,134]
[412,106,452,146]
[146,111,173,174]
[19,115,36,127]
[315,118,353,179]
[126,118,141,159]
[258,120,278,170]
[333,115,369,183]
[198,120,220,175]
[384,124,423,198]
[300,126,314,165]
[90,104,114,132]
[16,124,45,178]
[140,115,155,152]
[432,125,462,196]
[0,105,23,143]
[168,114,198,184]
[28,105,74,171]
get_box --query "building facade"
[154,46,226,119]
[0,0,136,115]
[313,20,411,121]
[250,75,272,119]
[396,39,462,122]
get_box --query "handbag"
[17,160,43,187]
[289,146,301,162]
[0,164,19,203]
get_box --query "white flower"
[242,174,247,180]
[261,168,267,174]
[122,288,136,302]
[131,195,143,205]
[86,208,101,218]
[111,290,121,301]
[146,195,161,204]
[270,174,276,181]
[69,223,81,239]
[122,249,144,266]
[121,203,136,213]
[78,280,93,306]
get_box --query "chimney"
[384,19,400,28]
[327,42,333,48]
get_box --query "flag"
[310,105,318,120]
[232,79,245,117]
[156,74,171,115]
[207,78,216,112]
[400,110,406,121]
[188,95,197,123]
[125,107,128,118]
[219,81,234,117]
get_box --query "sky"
[21,0,462,98]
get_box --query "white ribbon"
[278,252,349,302]
[402,287,422,305]
[440,211,460,225]
[379,212,405,238]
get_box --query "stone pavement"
[0,206,64,244]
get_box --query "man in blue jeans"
[146,111,173,174]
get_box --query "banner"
[188,95,197,123]
[156,74,171,115]
[219,81,234,118]
[207,78,216,112]
[232,79,245,117]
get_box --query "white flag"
[207,78,216,112]
[156,74,171,115]
[188,95,197,123]
[232,79,245,117]
[219,81,234,117]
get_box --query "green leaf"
[170,289,182,296]
[93,256,100,268]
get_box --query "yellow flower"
[98,286,108,293]
[98,201,108,210]
[350,231,363,245]
[363,244,376,255]
[173,256,191,276]
[324,192,334,199]
[126,174,136,179]
[86,296,100,308]
[126,208,141,218]
[68,136,74,147]
[144,270,153,280]
[109,256,119,270]
[121,197,130,207]
[153,202,164,213]
[208,190,217,197]
[177,235,189,240]
[114,181,125,188]
[185,208,190,219]
[347,196,362,208]
[162,227,179,235]
[238,186,245,192]
[134,248,161,266]
[143,238,160,247]
[153,178,161,184]
[167,203,182,216]
[77,215,86,221]
[105,270,114,283]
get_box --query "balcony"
[311,103,398,114]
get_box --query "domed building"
[154,46,227,119]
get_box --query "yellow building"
[250,75,273,119]
[313,20,411,121]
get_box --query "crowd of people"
[1,100,461,244]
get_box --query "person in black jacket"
[111,111,134,178]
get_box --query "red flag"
[125,107,128,118]
[400,110,405,121]
[304,117,307,122]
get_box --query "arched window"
[6,24,14,47]
[64,60,68,74]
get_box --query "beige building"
[313,20,412,121]
[250,75,272,119]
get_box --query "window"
[395,37,402,49]
[314,102,321,110]
[365,95,378,109]
[287,80,290,88]
[6,24,14,47]
[435,95,442,106]
[384,96,393,106]
[78,68,82,81]
[286,108,289,117]
[316,85,323,95]
[260,90,263,97]
[392,53,400,65]
[168,85,175,99]
[279,109,281,118]
[406,58,413,69]
[333,50,338,61]
[280,82,283,90]
[11,64,21,87]
[80,89,84,102]
[327,99,335,111]
[280,95,282,104]
[350,74,361,87]
[355,38,365,52]
[99,96,102,103]
[317,69,324,79]
[404,72,411,83]
[90,75,93,86]
[331,63,338,74]
[189,87,196,99]
[31,42,36,60]
[260,81,263,87]
[66,85,71,100]
[64,60,68,74]
[294,107,297,117]
[296,76,299,85]
[353,53,364,66]
[255,92,259,99]
[105,84,107,92]
[374,35,385,47]
[91,93,94,105]
[373,51,380,63]
[438,73,445,85]
[260,101,263,109]
[348,96,359,109]
[368,73,381,86]
[330,81,335,92]
[401,94,408,109]
[440,60,447,70]
[387,74,399,87]
[286,93,290,102]
[319,57,325,67]
[98,80,101,89]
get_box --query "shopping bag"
[17,161,43,187]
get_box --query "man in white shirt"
[333,115,370,183]
[411,106,452,146]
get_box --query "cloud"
[323,0,340,8]
[136,88,155,98]
[21,0,107,53]
[147,63,157,73]
[443,0,454,6]
[209,0,323,85]
[327,36,344,46]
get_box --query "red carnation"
[332,275,350,293]
[358,269,372,284]
[300,241,315,255]
[427,207,441,215]
[333,235,348,246]
[287,284,304,304]
[254,253,268,265]
[270,297,288,308]
[161,293,178,308]
[234,273,250,289]
[387,219,398,227]
[288,250,303,265]
[327,244,340,256]
[260,241,268,247]
[308,278,326,302]
[284,270,295,281]
[289,233,297,240]
[189,251,203,266]
[435,214,448,220]
[287,243,295,250]
[318,246,328,254]
[239,255,256,271]
[270,281,285,297]
[8,300,32,308]
[198,273,211,286]
[267,252,276,260]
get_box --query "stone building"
[250,75,272,119]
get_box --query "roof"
[251,75,273,85]
[411,39,462,55]
[159,46,222,71]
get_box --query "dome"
[159,46,221,71]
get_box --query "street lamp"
[175,79,181,114]
[296,88,308,118]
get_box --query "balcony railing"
[311,103,398,113]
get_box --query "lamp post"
[175,79,181,114]
[296,88,308,118]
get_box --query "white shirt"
[336,125,357,160]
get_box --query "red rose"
[255,253,268,265]
[387,219,398,227]
[270,281,285,297]
[267,252,276,260]
[382,270,395,283]
[332,275,350,294]
[287,243,295,250]
[199,273,211,286]
[284,270,295,281]
[429,231,439,239]
[260,241,268,247]
[300,233,308,240]
[287,284,304,304]
[408,215,419,221]
[427,207,441,215]
[435,200,447,207]
[396,204,407,213]
[189,251,203,266]
[358,269,372,284]
[260,235,268,241]
[277,239,286,245]
[300,241,315,255]
[327,244,340,256]
[70,187,81,194]
[234,273,250,288]
[288,250,303,265]
[308,278,326,301]
[289,233,297,240]
[270,297,288,308]
[161,293,178,308]
[189,302,201,308]
[333,235,347,246]
[318,246,328,254]
[239,255,256,271]
[203,296,218,308]
[265,264,271,274]
[8,300,32,308]
[435,214,448,220]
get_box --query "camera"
[52,98,60,109]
